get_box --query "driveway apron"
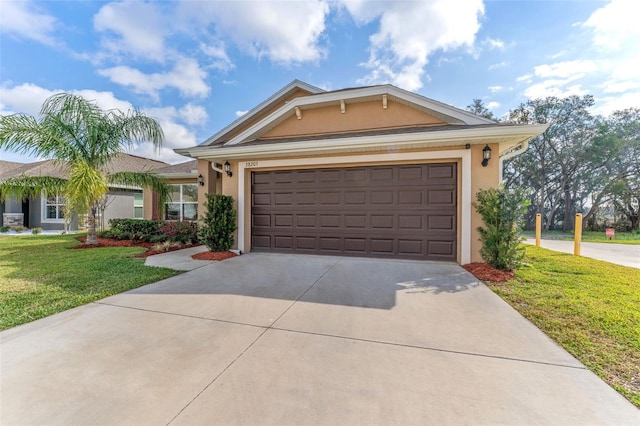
[2,253,638,425]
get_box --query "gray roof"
[0,154,168,181]
[153,160,198,175]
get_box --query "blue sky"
[1,0,638,164]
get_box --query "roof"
[200,79,325,147]
[176,80,498,158]
[0,153,168,181]
[153,160,198,175]
[0,160,24,177]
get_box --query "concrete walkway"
[524,238,640,268]
[2,253,638,425]
[144,244,215,271]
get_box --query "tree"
[198,194,237,252]
[473,186,529,271]
[0,93,169,244]
[466,99,496,120]
[503,95,597,231]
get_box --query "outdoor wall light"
[224,161,233,177]
[197,174,205,186]
[482,144,492,167]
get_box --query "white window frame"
[133,192,144,219]
[165,184,198,221]
[41,193,65,223]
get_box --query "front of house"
[176,80,547,264]
[0,154,167,231]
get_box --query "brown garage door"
[251,163,457,260]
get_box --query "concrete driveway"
[2,253,638,425]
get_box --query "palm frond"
[64,161,109,214]
[107,171,170,212]
[0,175,67,201]
[0,114,66,158]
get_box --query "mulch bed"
[72,237,199,258]
[191,251,237,261]
[463,262,515,283]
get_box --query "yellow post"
[574,213,583,256]
[535,213,541,247]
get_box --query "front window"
[133,192,143,219]
[43,194,65,221]
[165,184,198,221]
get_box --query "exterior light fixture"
[197,174,205,186]
[482,145,492,167]
[224,161,233,177]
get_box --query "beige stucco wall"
[206,142,500,263]
[222,88,312,142]
[261,100,445,139]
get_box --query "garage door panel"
[251,163,456,260]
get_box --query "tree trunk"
[85,204,99,245]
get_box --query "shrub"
[31,227,43,235]
[108,218,163,240]
[0,226,9,233]
[199,194,237,252]
[473,186,529,271]
[14,226,25,234]
[159,220,198,244]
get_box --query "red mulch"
[72,237,201,258]
[463,262,514,283]
[191,251,237,261]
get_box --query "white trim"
[238,149,471,264]
[200,80,324,146]
[177,124,548,161]
[41,194,65,223]
[225,85,494,146]
[499,140,529,182]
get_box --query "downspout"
[210,163,224,174]
[499,140,529,182]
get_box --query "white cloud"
[93,0,167,62]
[488,85,503,93]
[532,60,597,79]
[0,0,58,46]
[0,83,200,164]
[181,0,330,64]
[199,42,234,71]
[593,91,640,116]
[582,0,640,50]
[483,37,505,50]
[343,0,485,91]
[488,61,509,70]
[235,110,249,118]
[98,58,209,100]
[523,80,587,99]
[146,104,208,127]
[486,101,500,109]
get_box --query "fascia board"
[200,80,325,146]
[157,173,197,179]
[225,86,495,146]
[178,124,549,160]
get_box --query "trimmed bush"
[159,220,198,244]
[199,194,237,252]
[473,186,529,271]
[31,227,43,235]
[108,218,163,240]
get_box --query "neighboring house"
[0,154,167,231]
[144,160,203,221]
[175,80,548,264]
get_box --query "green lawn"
[0,234,180,331]
[487,245,640,407]
[522,230,640,245]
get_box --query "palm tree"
[0,93,170,244]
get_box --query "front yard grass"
[487,245,640,407]
[0,234,180,331]
[522,230,640,245]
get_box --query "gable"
[260,99,447,140]
[223,88,313,143]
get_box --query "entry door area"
[251,163,457,260]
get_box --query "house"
[0,154,167,231]
[143,160,201,221]
[175,80,548,264]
